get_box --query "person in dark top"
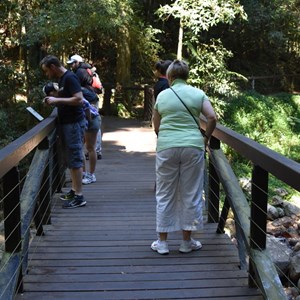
[154,60,172,101]
[67,54,94,92]
[40,55,87,209]
[67,54,103,160]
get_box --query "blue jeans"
[61,119,86,169]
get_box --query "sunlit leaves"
[157,0,247,34]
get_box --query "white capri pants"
[155,147,205,233]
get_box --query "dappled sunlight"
[102,127,157,153]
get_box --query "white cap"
[67,54,83,64]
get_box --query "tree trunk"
[177,22,183,60]
[115,25,131,104]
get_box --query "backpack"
[86,68,103,94]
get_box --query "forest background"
[0,0,300,196]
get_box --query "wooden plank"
[23,278,250,291]
[27,257,242,267]
[24,270,248,282]
[25,264,243,275]
[16,288,262,300]
[15,117,263,300]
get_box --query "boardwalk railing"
[0,107,298,299]
[200,117,299,300]
[0,109,65,300]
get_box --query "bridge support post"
[249,165,268,287]
[143,85,154,123]
[3,166,23,293]
[207,137,220,223]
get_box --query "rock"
[288,238,300,247]
[283,200,300,217]
[282,227,299,239]
[239,177,251,194]
[225,218,236,237]
[272,216,293,228]
[277,207,285,218]
[294,242,300,252]
[291,287,299,297]
[267,222,286,237]
[297,277,300,290]
[285,287,298,300]
[267,235,292,274]
[289,252,300,281]
[272,195,284,206]
[290,287,299,298]
[268,204,279,220]
[274,188,289,197]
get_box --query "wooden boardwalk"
[16,117,263,300]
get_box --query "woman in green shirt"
[151,60,217,255]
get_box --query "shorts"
[87,115,100,132]
[61,118,86,169]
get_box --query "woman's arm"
[201,100,217,141]
[152,109,161,136]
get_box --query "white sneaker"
[89,173,96,183]
[151,240,169,255]
[82,173,96,185]
[179,238,202,253]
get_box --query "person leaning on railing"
[151,59,217,255]
[40,55,87,209]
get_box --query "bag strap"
[170,87,200,130]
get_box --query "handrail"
[0,108,65,300]
[200,118,300,190]
[0,109,57,179]
[209,148,286,299]
[200,116,295,299]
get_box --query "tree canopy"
[1,0,299,99]
[0,0,299,144]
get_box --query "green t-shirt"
[154,79,208,152]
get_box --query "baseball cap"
[43,82,59,96]
[67,54,84,64]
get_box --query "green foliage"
[0,101,33,148]
[187,39,247,98]
[0,64,25,105]
[222,92,300,161]
[157,0,248,101]
[116,103,131,119]
[224,0,300,92]
[221,92,300,201]
[24,0,123,50]
[0,110,12,147]
[130,24,164,82]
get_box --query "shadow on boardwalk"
[16,116,263,300]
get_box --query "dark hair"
[43,82,59,96]
[40,55,61,68]
[155,60,172,76]
[167,60,189,81]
